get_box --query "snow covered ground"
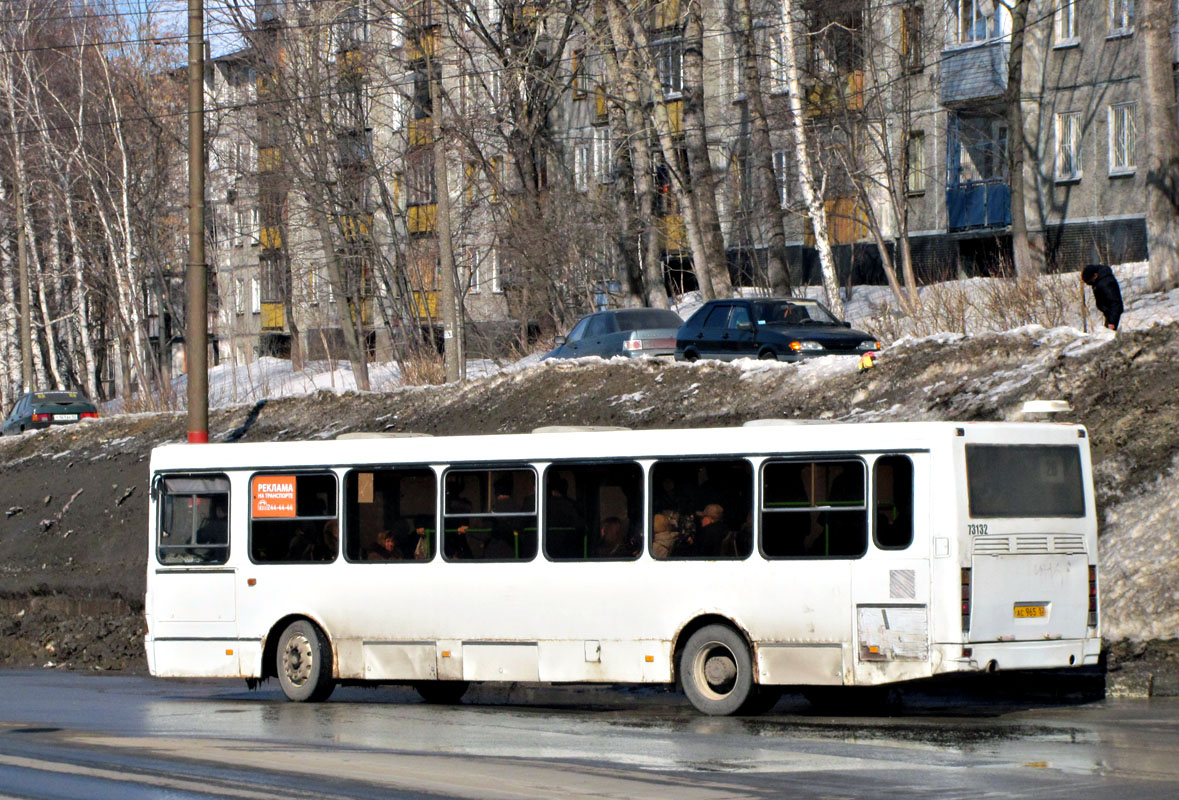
[164,263,1176,411]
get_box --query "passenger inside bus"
[594,516,639,558]
[649,460,751,560]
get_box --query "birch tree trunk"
[1006,0,1043,276]
[681,0,732,297]
[1142,0,1179,291]
[596,0,669,308]
[620,0,716,299]
[779,0,844,316]
[739,0,791,294]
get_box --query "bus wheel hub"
[283,634,313,687]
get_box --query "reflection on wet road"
[1,671,1177,798]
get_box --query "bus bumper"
[940,637,1101,672]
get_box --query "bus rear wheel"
[414,680,470,705]
[276,620,336,702]
[680,624,754,716]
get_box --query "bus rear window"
[966,445,1084,518]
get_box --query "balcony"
[940,41,1009,106]
[408,203,437,235]
[804,70,864,117]
[261,301,284,331]
[946,179,1011,230]
[657,213,687,253]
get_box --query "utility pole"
[186,0,208,442]
[16,187,33,390]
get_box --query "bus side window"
[543,462,643,561]
[344,468,437,562]
[873,455,914,550]
[650,459,753,560]
[761,460,867,559]
[443,468,537,561]
[156,475,231,565]
[250,473,339,563]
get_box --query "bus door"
[850,454,931,684]
[962,443,1091,646]
[150,474,238,677]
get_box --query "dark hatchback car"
[543,308,684,360]
[675,298,881,363]
[1,391,99,436]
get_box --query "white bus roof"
[149,421,1087,472]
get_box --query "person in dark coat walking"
[1081,264,1124,330]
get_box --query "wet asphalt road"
[0,671,1177,799]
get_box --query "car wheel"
[683,349,699,363]
[758,349,778,361]
[276,619,336,702]
[679,624,754,716]
[414,680,470,704]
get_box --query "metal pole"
[15,188,33,390]
[186,0,208,442]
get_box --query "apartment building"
[203,0,1174,363]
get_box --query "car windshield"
[613,309,683,332]
[756,301,841,326]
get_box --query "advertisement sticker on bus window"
[252,475,296,518]
[357,472,374,503]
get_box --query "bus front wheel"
[276,620,336,702]
[680,624,754,716]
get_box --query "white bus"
[145,420,1100,715]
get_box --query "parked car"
[543,308,684,360]
[1,390,98,436]
[675,298,881,363]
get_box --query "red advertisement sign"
[252,475,296,518]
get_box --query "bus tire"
[414,680,469,705]
[276,620,336,702]
[739,686,783,715]
[680,624,754,716]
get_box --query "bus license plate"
[54,414,78,421]
[1014,605,1046,618]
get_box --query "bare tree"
[1142,0,1179,291]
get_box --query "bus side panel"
[153,640,242,678]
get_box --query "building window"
[1056,0,1078,45]
[574,142,591,191]
[593,127,611,183]
[490,247,502,293]
[768,30,787,93]
[1056,111,1082,181]
[235,277,245,314]
[654,38,683,97]
[1108,102,1136,174]
[901,4,924,71]
[572,49,590,99]
[1109,0,1134,34]
[960,0,996,43]
[906,131,926,194]
[772,149,791,207]
[250,277,261,314]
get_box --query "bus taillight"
[961,568,972,635]
[1088,565,1098,628]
